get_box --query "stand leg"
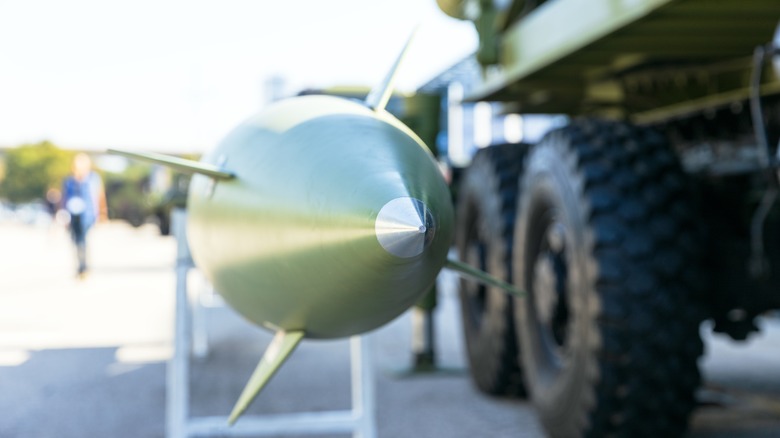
[168,209,192,438]
[351,335,376,438]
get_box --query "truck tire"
[456,144,528,397]
[514,120,704,437]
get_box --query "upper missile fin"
[227,330,305,425]
[365,28,418,112]
[107,149,235,180]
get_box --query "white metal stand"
[167,209,376,438]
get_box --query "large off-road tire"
[514,120,705,437]
[456,144,528,397]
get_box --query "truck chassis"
[438,0,780,436]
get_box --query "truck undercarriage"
[435,0,780,436]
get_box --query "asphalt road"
[0,220,778,437]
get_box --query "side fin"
[107,149,235,180]
[228,330,305,425]
[364,27,418,112]
[445,258,526,298]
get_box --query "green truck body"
[441,0,779,120]
[436,1,780,437]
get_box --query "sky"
[0,0,477,153]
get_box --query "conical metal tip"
[375,197,435,258]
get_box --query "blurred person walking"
[62,153,107,278]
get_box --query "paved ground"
[0,220,779,437]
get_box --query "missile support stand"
[167,209,377,438]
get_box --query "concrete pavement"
[0,220,778,437]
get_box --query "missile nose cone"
[375,197,436,258]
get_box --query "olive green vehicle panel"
[463,0,780,117]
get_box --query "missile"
[185,94,453,340]
[110,34,454,423]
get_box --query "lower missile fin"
[107,149,235,180]
[228,330,305,425]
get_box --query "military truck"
[436,1,780,436]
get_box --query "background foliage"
[0,141,74,203]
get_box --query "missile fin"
[227,330,305,425]
[445,258,526,298]
[365,27,418,112]
[107,149,235,180]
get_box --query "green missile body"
[111,92,454,424]
[110,33,473,424]
[187,94,453,339]
[115,95,455,422]
[191,95,453,422]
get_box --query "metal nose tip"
[375,197,436,258]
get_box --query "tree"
[0,141,74,204]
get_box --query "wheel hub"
[465,231,489,319]
[531,219,570,364]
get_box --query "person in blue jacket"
[62,153,107,278]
